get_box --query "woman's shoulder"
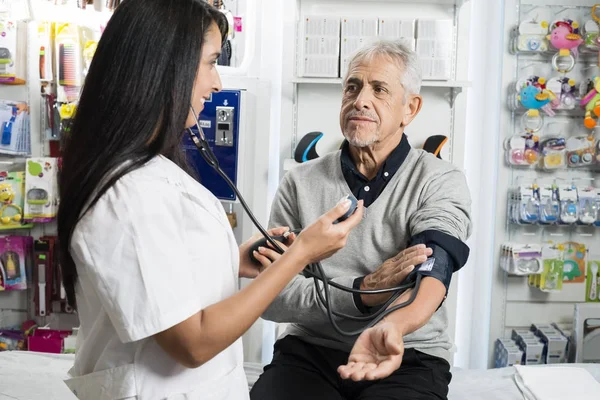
[120,155,189,186]
[70,155,226,264]
[78,156,215,226]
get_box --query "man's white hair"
[343,39,422,97]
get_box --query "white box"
[378,18,415,39]
[420,58,452,80]
[416,19,453,39]
[497,338,518,347]
[341,36,377,57]
[573,303,600,363]
[303,16,341,37]
[494,339,523,368]
[396,38,416,51]
[340,36,379,77]
[416,39,453,59]
[505,347,524,367]
[520,339,544,365]
[342,17,378,38]
[537,329,568,364]
[340,17,378,78]
[300,16,340,77]
[530,323,555,334]
[374,36,416,51]
[303,36,340,56]
[301,56,339,78]
[512,328,533,341]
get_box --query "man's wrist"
[386,318,408,337]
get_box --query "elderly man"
[250,40,472,400]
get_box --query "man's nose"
[353,89,373,110]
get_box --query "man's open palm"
[337,322,404,381]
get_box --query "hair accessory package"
[0,235,32,291]
[55,23,82,103]
[0,100,31,156]
[37,21,54,82]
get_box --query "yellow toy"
[0,172,25,226]
[580,76,600,129]
[0,182,21,225]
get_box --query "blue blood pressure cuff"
[407,230,470,292]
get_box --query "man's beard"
[343,110,380,147]
[343,128,380,147]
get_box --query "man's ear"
[402,94,423,127]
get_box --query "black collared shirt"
[340,134,411,207]
[342,135,412,313]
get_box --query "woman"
[57,1,363,399]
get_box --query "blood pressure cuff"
[407,230,470,292]
[352,230,469,314]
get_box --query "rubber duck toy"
[548,20,583,58]
[518,81,555,117]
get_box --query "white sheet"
[0,352,76,400]
[514,365,600,400]
[1,351,600,400]
[449,364,600,400]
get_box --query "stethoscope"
[187,105,421,337]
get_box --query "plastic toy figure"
[580,77,600,129]
[548,20,583,58]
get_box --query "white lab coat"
[64,156,250,400]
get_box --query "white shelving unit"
[0,2,114,331]
[291,77,472,87]
[277,0,473,349]
[488,0,600,367]
[279,0,472,175]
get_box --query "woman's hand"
[242,198,364,276]
[238,227,294,279]
[250,234,296,271]
[291,198,364,267]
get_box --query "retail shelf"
[333,0,469,4]
[291,77,472,88]
[28,1,113,25]
[0,223,34,231]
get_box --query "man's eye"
[345,85,357,92]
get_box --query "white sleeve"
[71,175,206,343]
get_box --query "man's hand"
[338,322,404,381]
[238,227,295,279]
[360,244,432,307]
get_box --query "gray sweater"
[263,147,472,362]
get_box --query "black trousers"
[250,335,452,400]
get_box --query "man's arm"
[384,277,445,335]
[337,277,445,382]
[408,168,471,243]
[338,168,472,382]
[388,167,471,328]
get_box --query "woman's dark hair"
[58,0,227,308]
